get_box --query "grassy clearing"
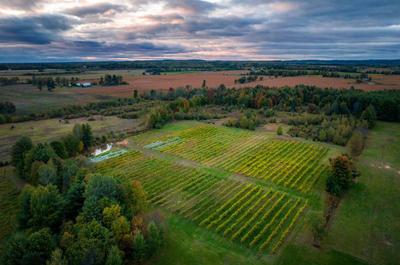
[0,84,114,114]
[325,122,400,265]
[0,116,137,161]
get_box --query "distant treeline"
[248,69,371,79]
[1,59,400,71]
[99,74,127,86]
[141,85,400,122]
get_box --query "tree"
[28,185,64,230]
[1,232,28,265]
[326,155,356,196]
[1,229,55,265]
[64,181,85,220]
[348,130,365,157]
[132,231,147,263]
[111,216,131,246]
[122,180,147,215]
[11,136,33,178]
[318,129,327,142]
[38,163,58,186]
[85,175,120,201]
[61,159,79,192]
[105,246,123,265]
[46,249,67,265]
[64,220,112,265]
[47,78,56,91]
[18,185,35,228]
[133,89,138,99]
[81,123,93,151]
[63,134,80,157]
[24,143,56,178]
[50,141,67,159]
[0,101,16,114]
[72,124,83,140]
[103,204,122,228]
[361,105,377,129]
[277,126,283,135]
[146,222,163,256]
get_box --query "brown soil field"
[72,71,400,97]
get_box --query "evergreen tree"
[81,123,93,150]
[361,105,377,128]
[277,126,283,135]
[133,231,147,263]
[11,136,33,178]
[105,246,123,265]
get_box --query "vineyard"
[95,122,330,254]
[133,123,329,192]
[97,150,308,253]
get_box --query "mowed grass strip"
[95,150,308,254]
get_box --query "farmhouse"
[75,82,92,87]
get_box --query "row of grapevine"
[95,146,310,254]
[135,123,329,193]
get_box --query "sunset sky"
[0,0,399,62]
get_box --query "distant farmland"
[75,71,400,97]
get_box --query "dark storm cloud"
[0,15,73,44]
[0,0,400,61]
[69,41,187,55]
[65,3,126,17]
[0,40,188,62]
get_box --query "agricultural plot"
[96,150,308,254]
[133,123,329,192]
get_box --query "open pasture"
[96,150,307,254]
[131,123,329,192]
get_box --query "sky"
[0,0,399,62]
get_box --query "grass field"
[0,115,139,161]
[0,168,19,245]
[95,121,331,255]
[0,84,115,114]
[325,122,400,265]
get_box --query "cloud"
[64,3,126,17]
[0,15,73,44]
[0,0,399,61]
[1,0,44,9]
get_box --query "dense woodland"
[2,124,163,265]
